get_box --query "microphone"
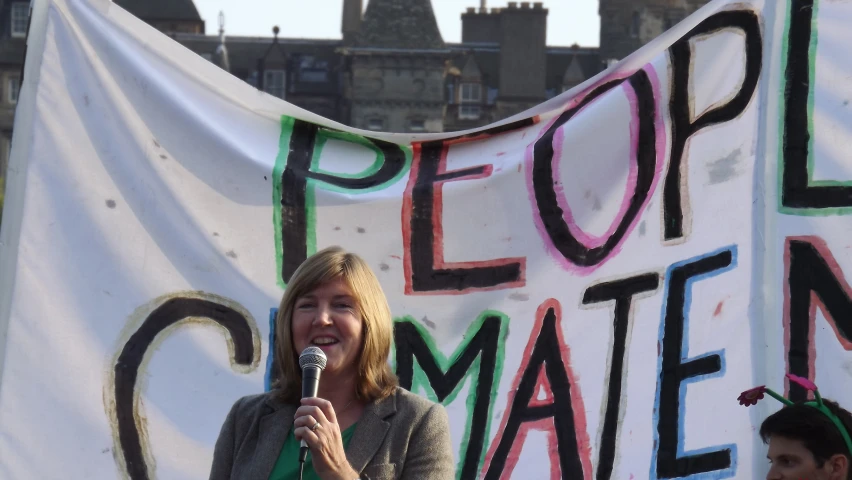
[298,346,327,464]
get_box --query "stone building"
[114,0,204,34]
[599,0,709,64]
[170,0,604,134]
[344,0,448,133]
[0,0,713,177]
[0,0,26,180]
[445,4,600,131]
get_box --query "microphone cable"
[298,444,308,480]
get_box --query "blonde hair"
[273,246,398,403]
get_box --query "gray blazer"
[209,387,455,480]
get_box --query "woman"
[210,246,455,480]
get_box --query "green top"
[268,423,359,480]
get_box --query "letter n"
[784,237,852,401]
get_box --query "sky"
[193,0,601,47]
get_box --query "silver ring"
[311,421,321,432]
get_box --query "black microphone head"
[299,346,327,371]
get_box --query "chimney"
[461,5,500,44]
[498,2,548,100]
[342,0,363,44]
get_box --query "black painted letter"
[531,70,658,267]
[665,11,762,239]
[484,301,587,479]
[279,118,407,284]
[785,237,852,401]
[112,295,258,480]
[780,0,852,211]
[583,273,660,480]
[403,120,533,294]
[394,315,504,479]
[655,249,735,478]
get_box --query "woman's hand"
[294,397,360,480]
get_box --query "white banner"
[0,0,850,478]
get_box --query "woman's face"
[291,277,364,377]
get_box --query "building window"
[459,105,481,120]
[297,56,328,83]
[460,83,482,104]
[459,83,482,120]
[263,70,286,99]
[366,117,385,131]
[7,76,20,104]
[408,118,426,132]
[11,3,28,38]
[299,70,327,83]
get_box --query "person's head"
[273,246,398,403]
[760,398,852,480]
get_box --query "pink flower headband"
[738,373,852,457]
